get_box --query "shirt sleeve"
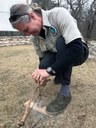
[56,8,82,44]
[30,36,44,58]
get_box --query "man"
[9,3,89,115]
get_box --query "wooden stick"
[17,85,40,128]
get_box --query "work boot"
[46,92,71,115]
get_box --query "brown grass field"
[0,45,96,128]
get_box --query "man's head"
[9,3,43,36]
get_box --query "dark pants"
[39,37,89,85]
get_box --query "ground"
[0,45,96,128]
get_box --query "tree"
[85,0,96,39]
[66,0,96,40]
[31,0,57,9]
[66,0,87,21]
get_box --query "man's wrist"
[46,67,56,76]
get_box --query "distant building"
[0,0,31,34]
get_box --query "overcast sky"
[0,0,31,31]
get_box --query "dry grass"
[0,45,96,128]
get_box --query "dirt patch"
[0,45,96,128]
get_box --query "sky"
[0,0,31,31]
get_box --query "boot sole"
[46,109,64,116]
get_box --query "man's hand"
[32,69,50,86]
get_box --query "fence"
[0,36,32,46]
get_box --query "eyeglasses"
[9,14,29,22]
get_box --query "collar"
[41,9,51,27]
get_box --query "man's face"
[15,13,42,36]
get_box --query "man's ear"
[29,12,36,20]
